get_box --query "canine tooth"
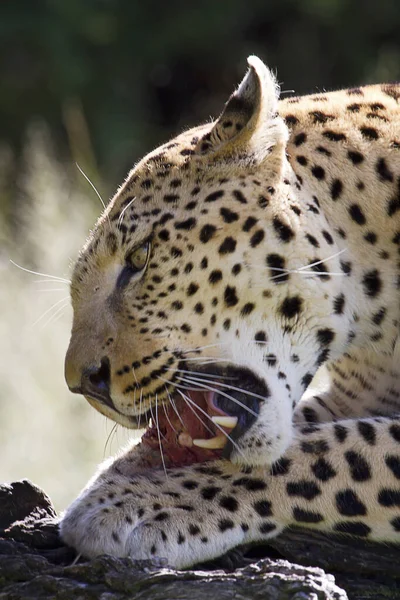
[193,436,226,450]
[211,416,238,429]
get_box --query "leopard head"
[65,57,350,467]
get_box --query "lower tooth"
[193,436,226,450]
[178,432,193,447]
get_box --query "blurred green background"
[1,0,399,510]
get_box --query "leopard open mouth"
[141,365,266,467]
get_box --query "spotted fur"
[61,57,400,568]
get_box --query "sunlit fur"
[61,57,400,568]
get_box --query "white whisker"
[33,279,69,285]
[248,248,348,282]
[297,248,347,271]
[68,553,82,567]
[175,389,214,436]
[118,197,136,228]
[182,356,228,364]
[148,402,156,429]
[157,374,204,394]
[177,373,268,405]
[180,342,233,354]
[103,423,118,458]
[10,260,70,283]
[297,271,345,277]
[39,302,69,330]
[180,390,245,459]
[155,394,168,478]
[76,163,108,214]
[31,296,70,328]
[254,270,346,287]
[137,387,144,430]
[159,374,258,420]
[166,367,236,381]
[165,385,185,429]
[163,402,178,435]
[177,375,259,418]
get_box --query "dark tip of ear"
[193,56,283,161]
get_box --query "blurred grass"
[0,124,134,511]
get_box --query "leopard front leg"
[60,449,287,568]
[61,415,400,568]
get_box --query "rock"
[0,480,55,530]
[0,480,399,599]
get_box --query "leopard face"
[65,57,352,467]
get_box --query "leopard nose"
[74,357,115,410]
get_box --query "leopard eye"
[125,241,150,273]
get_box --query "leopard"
[60,56,400,569]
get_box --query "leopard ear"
[195,56,287,168]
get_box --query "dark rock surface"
[0,480,399,599]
